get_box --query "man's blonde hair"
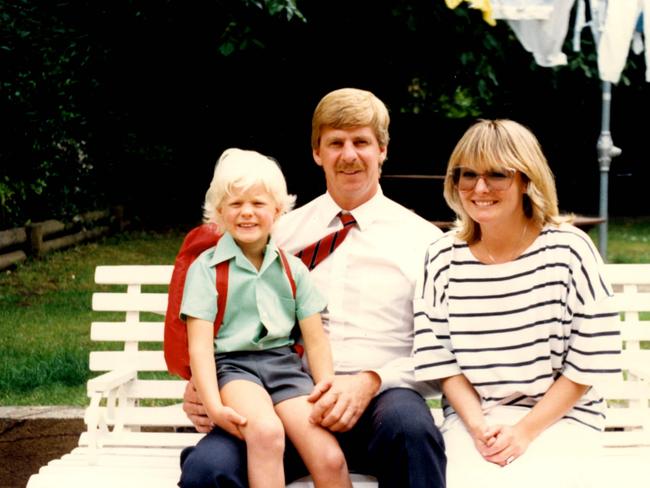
[311,88,390,150]
[203,148,296,225]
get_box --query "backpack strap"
[213,260,229,337]
[278,249,303,356]
[278,249,296,298]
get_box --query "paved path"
[0,406,85,487]
[0,405,84,420]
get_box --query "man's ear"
[312,147,323,167]
[379,146,388,166]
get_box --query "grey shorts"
[215,346,314,405]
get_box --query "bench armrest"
[85,369,137,462]
[87,369,137,394]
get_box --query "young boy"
[180,148,351,488]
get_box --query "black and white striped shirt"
[413,224,621,431]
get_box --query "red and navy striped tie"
[296,212,357,270]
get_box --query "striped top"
[413,224,621,431]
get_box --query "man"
[180,88,446,487]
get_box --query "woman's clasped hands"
[473,423,533,467]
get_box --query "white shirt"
[273,187,443,397]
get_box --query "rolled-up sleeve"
[563,241,621,387]
[413,245,461,382]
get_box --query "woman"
[413,119,621,487]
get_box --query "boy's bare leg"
[220,380,285,488]
[275,395,352,488]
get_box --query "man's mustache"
[336,162,365,172]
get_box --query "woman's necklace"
[481,223,529,264]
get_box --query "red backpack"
[164,223,296,380]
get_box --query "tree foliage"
[1,0,646,228]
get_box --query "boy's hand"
[211,406,248,440]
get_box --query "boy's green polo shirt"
[180,232,326,353]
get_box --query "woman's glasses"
[452,167,516,191]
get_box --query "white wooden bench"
[26,264,650,488]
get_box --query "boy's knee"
[246,417,285,453]
[309,444,348,483]
[316,445,348,473]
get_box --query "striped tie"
[296,212,357,270]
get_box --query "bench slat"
[78,431,203,448]
[611,292,650,312]
[28,468,180,488]
[52,455,180,468]
[604,264,650,285]
[620,322,650,342]
[68,446,184,458]
[600,380,650,400]
[86,377,185,399]
[89,351,166,372]
[605,408,650,428]
[91,322,164,341]
[95,265,173,285]
[123,380,187,399]
[85,406,193,428]
[92,292,168,313]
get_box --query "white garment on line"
[507,0,577,67]
[492,0,555,20]
[598,0,650,83]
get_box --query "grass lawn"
[0,218,648,406]
[0,229,186,405]
[593,217,650,263]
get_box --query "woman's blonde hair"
[203,148,296,225]
[311,88,390,151]
[443,119,569,243]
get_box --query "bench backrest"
[90,263,650,446]
[598,264,650,447]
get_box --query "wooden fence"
[0,206,125,270]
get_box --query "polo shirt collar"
[208,232,281,273]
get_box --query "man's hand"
[182,379,214,433]
[307,372,380,432]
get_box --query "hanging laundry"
[572,0,609,52]
[492,0,554,20]
[631,13,645,56]
[506,0,577,67]
[598,0,650,83]
[445,0,497,26]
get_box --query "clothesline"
[445,0,649,84]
